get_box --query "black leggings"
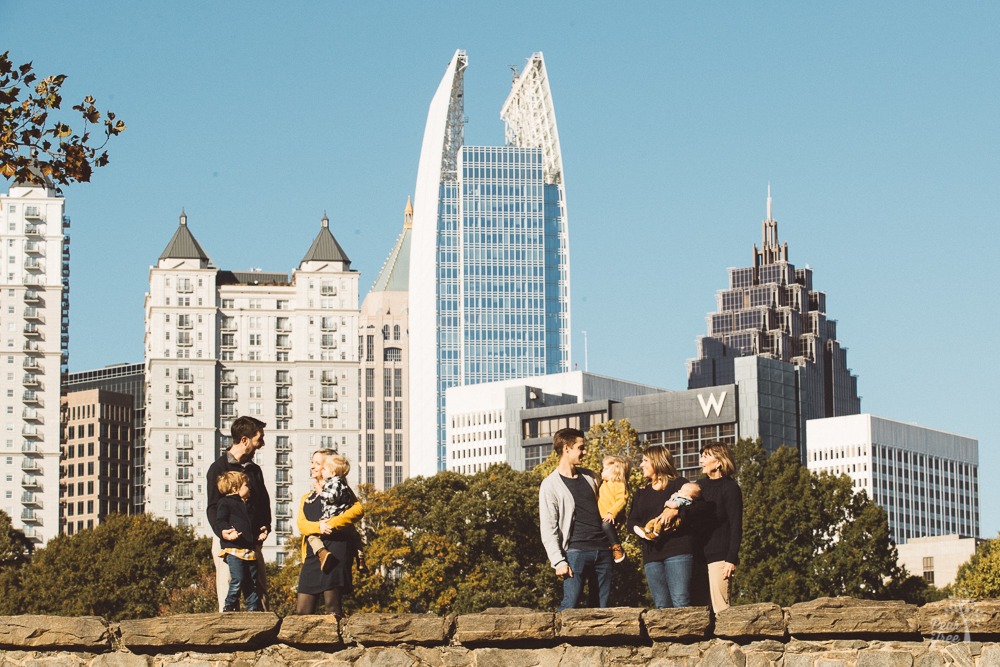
[295,587,343,616]
[601,520,620,547]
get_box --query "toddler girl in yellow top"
[598,455,630,564]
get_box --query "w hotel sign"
[686,385,736,424]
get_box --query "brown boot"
[318,547,333,572]
[611,544,625,564]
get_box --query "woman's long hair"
[643,444,678,485]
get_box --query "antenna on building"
[582,330,589,372]
[509,65,519,83]
[766,182,772,222]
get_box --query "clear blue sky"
[4,2,997,537]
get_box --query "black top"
[206,452,272,539]
[297,493,356,595]
[216,495,262,550]
[696,476,743,565]
[626,477,698,564]
[561,473,608,550]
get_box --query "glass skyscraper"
[409,51,571,475]
[687,189,861,421]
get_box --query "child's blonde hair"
[217,470,249,495]
[323,453,351,478]
[602,455,629,483]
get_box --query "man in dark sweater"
[206,416,271,611]
[539,427,613,611]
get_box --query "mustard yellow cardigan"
[296,492,364,560]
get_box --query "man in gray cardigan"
[538,427,613,611]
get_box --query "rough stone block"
[643,606,712,641]
[276,614,342,646]
[117,612,279,651]
[856,650,916,667]
[91,654,151,667]
[453,607,555,644]
[557,607,642,641]
[787,598,917,636]
[715,603,787,640]
[343,613,451,645]
[0,615,111,650]
[916,599,1000,638]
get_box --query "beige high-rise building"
[145,211,359,562]
[0,178,70,546]
[358,199,411,490]
[60,388,134,534]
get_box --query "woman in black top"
[696,442,743,612]
[626,445,698,608]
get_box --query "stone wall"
[1,597,998,666]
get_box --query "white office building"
[446,371,663,473]
[0,179,70,546]
[145,211,359,561]
[806,414,979,545]
[897,534,983,588]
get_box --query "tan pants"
[706,560,731,613]
[213,535,267,612]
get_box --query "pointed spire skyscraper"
[687,187,860,421]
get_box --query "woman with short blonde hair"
[696,442,742,613]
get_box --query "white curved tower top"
[501,52,564,185]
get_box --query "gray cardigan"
[538,467,600,569]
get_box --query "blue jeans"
[644,554,693,608]
[224,555,261,611]
[559,548,613,612]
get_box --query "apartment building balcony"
[175,506,193,517]
[320,372,337,385]
[220,319,237,331]
[275,320,291,332]
[175,437,193,450]
[176,318,193,329]
[24,222,45,237]
[23,323,42,338]
[176,470,194,484]
[220,373,237,385]
[22,357,44,372]
[176,336,193,347]
[321,388,338,401]
[276,455,292,469]
[25,206,44,220]
[21,492,42,508]
[22,390,42,406]
[23,308,45,323]
[23,340,43,356]
[21,509,41,524]
[21,459,43,473]
[176,374,193,384]
[320,318,338,331]
[175,404,193,417]
[23,290,43,304]
[176,453,193,466]
[275,389,292,402]
[176,283,193,294]
[24,258,44,272]
[22,425,43,439]
[175,488,193,500]
[275,373,291,386]
[22,409,43,423]
[21,476,42,490]
[23,241,45,256]
[276,337,291,350]
[22,374,42,388]
[176,387,194,400]
[21,441,43,454]
[275,407,292,419]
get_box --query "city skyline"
[2,3,996,535]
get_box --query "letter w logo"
[697,391,727,418]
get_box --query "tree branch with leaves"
[1,51,126,189]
